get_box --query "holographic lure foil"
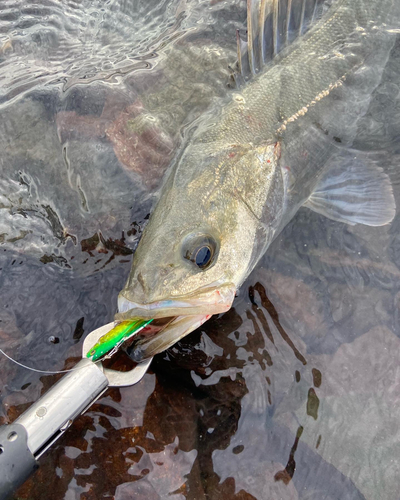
[87,319,152,361]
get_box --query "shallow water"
[1,1,400,499]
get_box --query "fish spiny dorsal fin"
[234,0,336,84]
[246,0,258,74]
[236,29,247,77]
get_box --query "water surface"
[1,1,400,499]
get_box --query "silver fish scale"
[198,0,397,148]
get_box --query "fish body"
[117,0,399,359]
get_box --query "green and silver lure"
[86,318,152,361]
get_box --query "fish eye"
[193,245,212,268]
[182,234,218,270]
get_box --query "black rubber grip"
[0,423,39,500]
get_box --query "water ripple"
[0,0,199,103]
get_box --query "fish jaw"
[115,282,236,360]
[126,314,213,362]
[116,282,236,320]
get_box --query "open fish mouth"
[115,283,236,361]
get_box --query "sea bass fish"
[117,0,399,360]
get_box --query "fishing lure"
[86,318,152,361]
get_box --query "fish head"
[117,141,283,358]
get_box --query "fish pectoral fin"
[304,154,396,226]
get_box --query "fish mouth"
[115,283,236,361]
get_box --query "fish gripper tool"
[0,322,153,500]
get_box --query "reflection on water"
[1,1,400,499]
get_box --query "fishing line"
[0,319,149,374]
[0,347,102,374]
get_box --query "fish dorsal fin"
[236,0,336,82]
